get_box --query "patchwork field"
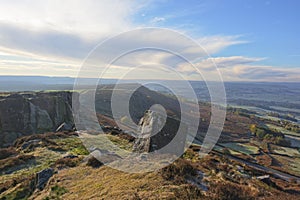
[270,145,300,157]
[220,142,260,155]
[266,124,300,137]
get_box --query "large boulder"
[35,168,54,190]
[133,110,188,156]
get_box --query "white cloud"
[0,0,250,66]
[176,55,300,82]
[0,0,140,40]
[0,0,297,82]
[150,17,166,24]
[0,0,145,76]
[230,65,300,81]
[177,56,264,73]
[199,35,248,55]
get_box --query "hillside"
[1,130,299,200]
[0,86,300,199]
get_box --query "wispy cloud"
[150,17,166,24]
[177,56,264,72]
[0,0,298,82]
[198,35,249,55]
[0,0,140,40]
[177,55,300,82]
[230,65,300,81]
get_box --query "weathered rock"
[55,122,74,132]
[0,92,76,147]
[86,155,104,168]
[35,168,54,190]
[63,154,78,159]
[1,132,22,147]
[90,148,122,164]
[21,139,41,150]
[133,110,188,155]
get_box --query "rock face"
[35,168,54,190]
[133,110,188,155]
[0,92,75,147]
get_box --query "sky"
[0,0,299,81]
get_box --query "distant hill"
[0,76,117,91]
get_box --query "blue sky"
[0,0,299,81]
[135,0,300,67]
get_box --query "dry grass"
[54,157,82,169]
[14,132,78,149]
[0,174,35,199]
[208,181,257,200]
[160,158,198,184]
[0,154,35,174]
[86,156,103,168]
[0,147,17,160]
[32,162,205,200]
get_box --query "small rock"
[55,122,74,132]
[63,154,78,159]
[21,139,41,150]
[35,168,54,190]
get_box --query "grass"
[0,154,35,174]
[0,132,136,198]
[32,164,204,200]
[183,148,201,162]
[69,145,89,156]
[272,155,300,176]
[43,185,68,200]
[79,133,133,158]
[0,174,35,200]
[271,145,300,157]
[51,137,89,155]
[0,147,17,160]
[220,143,260,155]
[266,124,300,137]
[55,157,81,168]
[0,147,62,184]
[160,158,198,183]
[0,135,84,197]
[107,134,133,151]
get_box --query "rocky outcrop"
[35,168,54,190]
[133,110,188,155]
[0,92,75,147]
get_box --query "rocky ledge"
[0,91,76,147]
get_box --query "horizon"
[0,75,300,83]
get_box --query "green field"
[272,155,300,176]
[266,124,300,137]
[220,142,260,155]
[271,145,300,157]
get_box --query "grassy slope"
[32,165,200,200]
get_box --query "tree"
[256,128,266,139]
[249,124,257,134]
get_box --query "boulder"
[133,110,188,155]
[90,148,121,164]
[21,139,41,150]
[55,122,74,132]
[35,168,54,190]
[63,154,78,159]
